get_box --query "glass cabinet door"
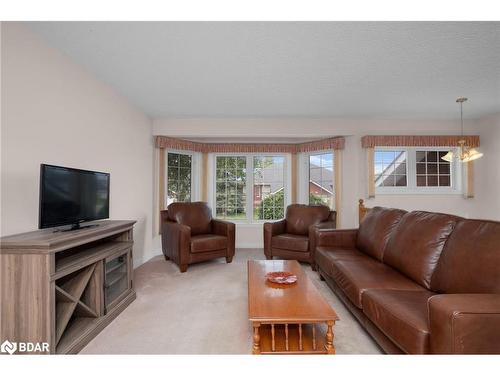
[105,251,130,310]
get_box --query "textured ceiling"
[26,22,500,119]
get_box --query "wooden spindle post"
[325,321,335,354]
[285,324,289,351]
[271,324,275,352]
[312,324,317,351]
[252,323,261,354]
[298,324,303,351]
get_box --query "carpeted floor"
[80,249,382,354]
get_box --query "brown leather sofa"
[315,206,500,354]
[264,204,336,270]
[160,202,235,272]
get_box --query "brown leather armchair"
[263,204,336,270]
[160,202,235,272]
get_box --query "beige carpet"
[81,249,382,354]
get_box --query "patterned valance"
[154,136,345,153]
[361,135,480,148]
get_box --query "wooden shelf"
[55,240,132,278]
[106,271,127,288]
[55,264,97,345]
[56,317,95,354]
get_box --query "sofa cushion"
[362,289,435,354]
[285,204,331,236]
[272,234,309,252]
[330,256,424,308]
[431,219,500,293]
[168,202,212,235]
[383,211,460,289]
[316,246,368,263]
[357,207,407,261]
[315,247,369,276]
[190,234,227,253]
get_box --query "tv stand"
[0,220,136,354]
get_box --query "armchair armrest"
[428,294,500,354]
[309,215,337,261]
[315,228,358,248]
[163,221,191,268]
[263,219,286,258]
[212,219,236,257]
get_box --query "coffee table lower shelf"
[252,322,335,355]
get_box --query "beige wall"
[474,113,500,220]
[153,116,496,249]
[1,23,155,267]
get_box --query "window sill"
[375,188,463,195]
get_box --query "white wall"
[153,116,497,248]
[1,23,155,267]
[474,113,500,220]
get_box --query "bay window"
[308,152,334,208]
[214,154,288,222]
[167,151,193,205]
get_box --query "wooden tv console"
[0,220,136,354]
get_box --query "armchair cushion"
[272,234,309,252]
[190,234,228,253]
[167,201,212,235]
[285,204,331,236]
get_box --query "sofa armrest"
[428,294,500,354]
[315,228,358,248]
[263,219,286,258]
[163,221,191,267]
[212,219,236,257]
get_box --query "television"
[39,164,110,230]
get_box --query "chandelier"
[441,97,483,163]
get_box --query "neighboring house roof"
[255,160,333,195]
[309,180,333,195]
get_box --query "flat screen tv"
[39,164,110,230]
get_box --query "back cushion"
[383,211,459,289]
[167,202,212,235]
[286,204,331,235]
[356,207,407,260]
[431,220,500,293]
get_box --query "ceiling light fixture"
[441,97,483,163]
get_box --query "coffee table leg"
[252,323,261,354]
[325,321,335,354]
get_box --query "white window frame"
[375,146,463,195]
[299,150,336,209]
[165,149,201,204]
[210,153,291,224]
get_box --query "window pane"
[374,150,407,187]
[167,152,192,205]
[309,153,334,208]
[253,156,285,220]
[415,150,452,187]
[216,156,246,220]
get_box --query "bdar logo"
[1,340,17,355]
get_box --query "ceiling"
[26,22,500,119]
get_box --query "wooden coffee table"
[248,260,339,354]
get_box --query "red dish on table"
[266,271,298,285]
